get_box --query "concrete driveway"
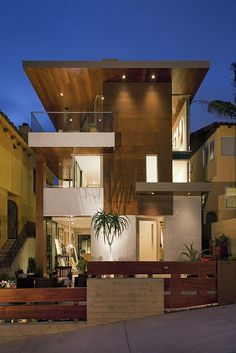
[1,304,236,353]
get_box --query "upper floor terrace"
[29,111,115,148]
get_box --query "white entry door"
[139,220,157,261]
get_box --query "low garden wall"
[87,278,164,325]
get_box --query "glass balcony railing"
[31,111,114,133]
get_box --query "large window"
[146,155,158,182]
[172,160,189,182]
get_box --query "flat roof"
[23,59,209,69]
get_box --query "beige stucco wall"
[91,216,136,261]
[87,278,164,325]
[11,238,36,273]
[164,196,202,260]
[0,113,36,248]
[212,218,236,257]
[190,125,236,227]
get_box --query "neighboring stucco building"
[24,59,210,272]
[190,122,236,255]
[0,112,36,273]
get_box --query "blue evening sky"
[0,0,235,132]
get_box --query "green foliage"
[92,209,129,246]
[212,234,230,246]
[77,258,87,274]
[27,257,36,273]
[180,242,208,262]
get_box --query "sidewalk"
[1,304,236,353]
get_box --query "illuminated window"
[146,155,158,182]
[172,160,188,182]
[209,140,215,160]
[225,188,236,209]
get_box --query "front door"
[139,220,157,260]
[8,200,18,239]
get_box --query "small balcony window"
[225,188,236,209]
[146,155,158,182]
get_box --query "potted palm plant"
[212,234,230,260]
[92,209,129,246]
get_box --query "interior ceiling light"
[122,74,126,80]
[60,92,64,96]
[59,162,62,166]
[151,192,155,195]
[101,96,104,100]
[69,118,73,122]
[188,192,191,195]
[151,74,156,80]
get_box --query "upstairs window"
[146,155,158,182]
[225,188,236,209]
[221,137,236,156]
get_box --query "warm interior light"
[122,74,126,80]
[101,96,104,100]
[151,74,156,80]
[69,118,73,122]
[60,92,64,96]
[151,192,155,195]
[187,192,191,195]
[59,162,62,166]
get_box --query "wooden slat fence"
[87,261,217,309]
[0,288,86,320]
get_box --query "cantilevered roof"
[23,60,209,114]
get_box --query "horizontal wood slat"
[0,305,86,320]
[87,261,216,276]
[164,278,216,291]
[0,288,86,320]
[0,288,86,303]
[165,294,217,308]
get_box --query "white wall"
[43,187,103,216]
[91,216,136,261]
[29,132,115,148]
[164,196,201,260]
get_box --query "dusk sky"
[0,0,235,132]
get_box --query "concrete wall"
[164,196,201,260]
[87,278,164,325]
[91,216,136,261]
[43,187,103,216]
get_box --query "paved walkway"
[1,304,236,353]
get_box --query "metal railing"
[31,111,114,133]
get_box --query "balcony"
[28,112,115,148]
[43,187,103,217]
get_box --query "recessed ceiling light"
[151,74,156,80]
[187,192,191,195]
[60,92,64,96]
[151,192,155,195]
[122,74,126,80]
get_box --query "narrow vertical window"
[146,155,158,182]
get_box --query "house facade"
[0,112,36,273]
[190,122,236,255]
[24,60,210,272]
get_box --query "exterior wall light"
[122,74,126,80]
[60,92,64,96]
[151,74,156,80]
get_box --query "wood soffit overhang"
[23,60,209,113]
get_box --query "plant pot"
[74,274,88,287]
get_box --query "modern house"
[0,112,36,273]
[24,60,211,273]
[190,122,236,254]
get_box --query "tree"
[200,63,236,120]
